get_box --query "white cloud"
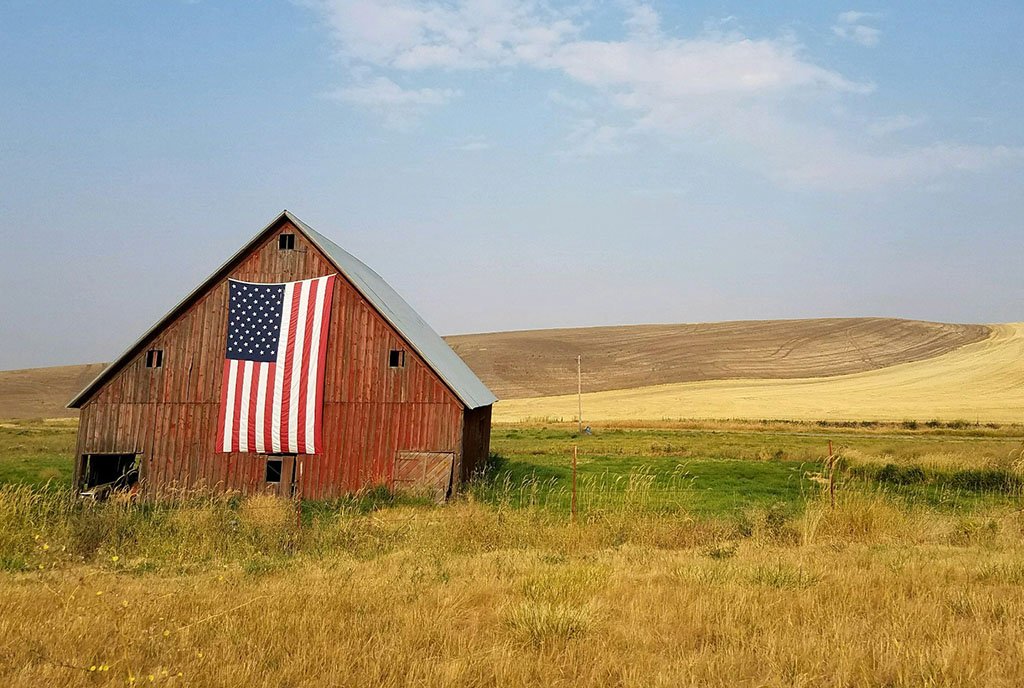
[623,1,661,40]
[307,1,1022,191]
[312,0,579,69]
[833,10,881,47]
[546,89,592,113]
[330,76,458,127]
[551,36,870,97]
[560,119,628,157]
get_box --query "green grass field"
[484,423,1024,515]
[0,420,77,486]
[3,419,1024,515]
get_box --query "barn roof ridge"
[68,210,497,410]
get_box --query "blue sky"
[1,1,1022,369]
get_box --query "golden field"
[4,489,1024,687]
[496,323,1024,424]
[3,420,1024,686]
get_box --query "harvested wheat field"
[496,323,1024,423]
[449,318,989,399]
[0,364,106,420]
[0,318,990,421]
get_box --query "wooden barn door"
[392,451,455,502]
[263,455,298,497]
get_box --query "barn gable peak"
[68,210,497,410]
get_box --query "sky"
[1,1,1023,370]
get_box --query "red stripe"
[295,280,318,453]
[312,276,336,455]
[231,360,245,452]
[246,362,261,452]
[215,359,232,452]
[279,283,303,452]
[262,362,276,453]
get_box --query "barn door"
[263,455,298,497]
[392,451,455,502]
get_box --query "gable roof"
[68,210,497,410]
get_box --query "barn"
[67,210,496,499]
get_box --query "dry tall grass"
[3,485,1024,686]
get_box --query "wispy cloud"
[312,0,578,69]
[867,114,926,137]
[306,1,1022,191]
[329,75,458,128]
[833,10,882,47]
[560,119,628,157]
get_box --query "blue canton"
[226,281,285,362]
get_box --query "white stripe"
[222,360,238,452]
[254,363,269,453]
[271,282,294,453]
[237,361,253,452]
[304,277,329,452]
[288,279,311,452]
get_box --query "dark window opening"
[278,233,296,250]
[388,349,406,368]
[145,349,163,368]
[79,453,139,499]
[266,458,283,483]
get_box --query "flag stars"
[226,281,287,362]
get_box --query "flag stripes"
[216,275,335,454]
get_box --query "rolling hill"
[495,323,1024,424]
[447,318,989,398]
[0,363,107,420]
[0,318,997,421]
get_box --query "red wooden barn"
[68,211,496,499]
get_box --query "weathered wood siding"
[75,219,470,498]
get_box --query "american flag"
[216,275,336,454]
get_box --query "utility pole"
[577,355,583,434]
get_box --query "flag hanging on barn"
[216,275,336,454]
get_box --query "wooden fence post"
[571,445,578,523]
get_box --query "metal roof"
[69,210,496,410]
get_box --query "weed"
[503,600,592,646]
